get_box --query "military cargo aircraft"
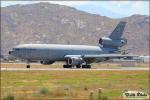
[9,21,136,68]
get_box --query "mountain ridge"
[1,2,149,55]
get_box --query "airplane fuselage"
[8,21,128,68]
[10,44,102,61]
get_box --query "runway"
[1,67,149,71]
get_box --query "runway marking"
[1,67,149,71]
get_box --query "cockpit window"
[13,48,20,51]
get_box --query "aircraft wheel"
[76,65,81,68]
[63,65,67,68]
[87,65,91,69]
[82,65,91,69]
[26,65,30,68]
[63,65,72,68]
[82,65,87,68]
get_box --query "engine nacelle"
[99,37,127,47]
[40,60,55,65]
[68,57,84,65]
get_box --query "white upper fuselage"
[10,44,102,61]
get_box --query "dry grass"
[1,62,149,68]
[1,69,149,100]
[1,63,62,68]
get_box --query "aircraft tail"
[109,21,126,39]
[99,21,127,49]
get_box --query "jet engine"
[99,37,127,47]
[68,57,84,65]
[40,60,55,65]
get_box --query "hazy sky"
[1,1,149,18]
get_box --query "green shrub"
[102,96,108,100]
[39,88,49,95]
[3,94,14,100]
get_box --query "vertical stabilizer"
[109,21,126,39]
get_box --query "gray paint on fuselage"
[12,44,102,61]
[9,21,129,66]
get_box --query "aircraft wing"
[83,54,138,59]
[65,54,138,59]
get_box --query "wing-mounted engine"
[40,60,55,65]
[68,57,84,65]
[99,37,127,48]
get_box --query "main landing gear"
[63,64,91,69]
[63,65,72,68]
[82,65,91,68]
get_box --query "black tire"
[82,65,87,68]
[63,65,67,68]
[26,65,30,68]
[87,65,91,69]
[82,65,91,69]
[76,65,81,68]
[63,65,72,68]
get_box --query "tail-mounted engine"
[99,37,127,47]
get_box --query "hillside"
[1,2,149,55]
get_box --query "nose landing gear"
[8,51,12,54]
[26,60,31,68]
[26,65,30,68]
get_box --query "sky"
[1,1,149,18]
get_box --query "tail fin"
[109,21,126,39]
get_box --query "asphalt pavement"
[1,67,149,71]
